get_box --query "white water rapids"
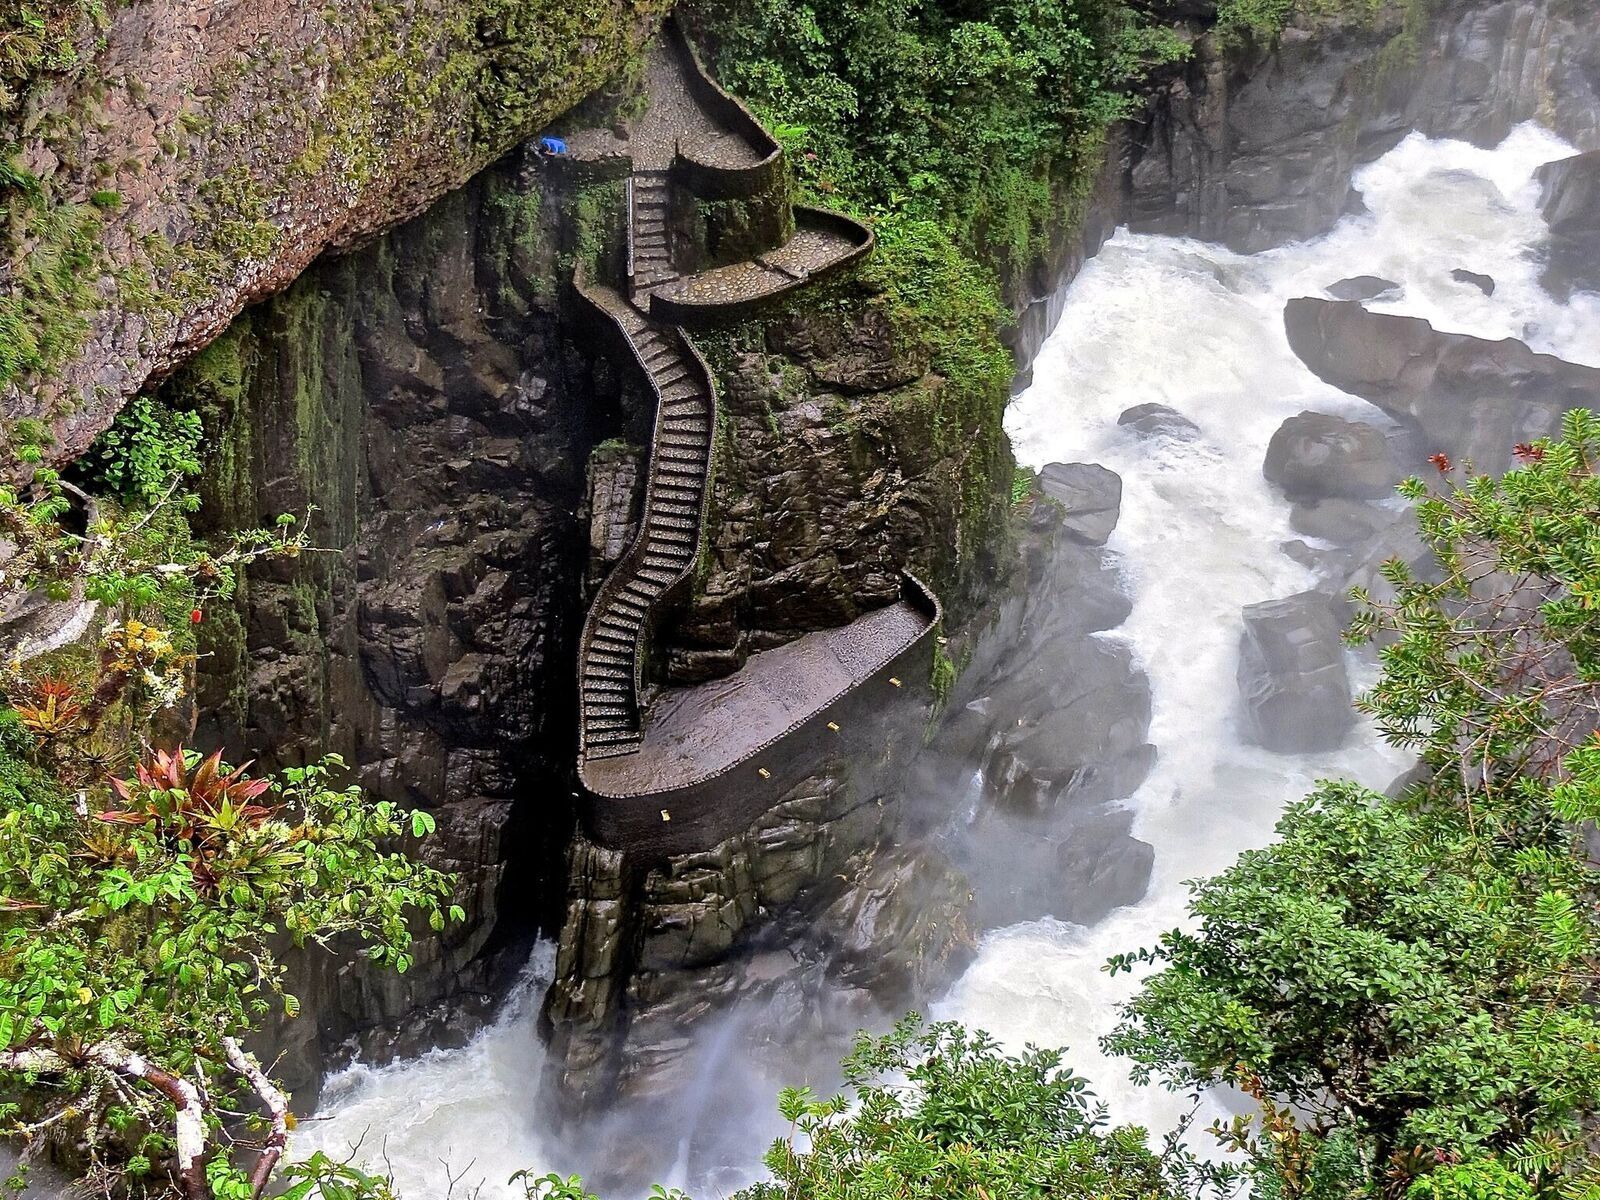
[294,122,1599,1196]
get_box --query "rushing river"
[296,122,1598,1196]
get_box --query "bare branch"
[222,1036,291,1200]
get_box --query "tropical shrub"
[0,452,457,1199]
[731,1016,1183,1200]
[1106,413,1600,1198]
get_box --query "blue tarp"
[540,136,568,155]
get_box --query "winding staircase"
[567,18,935,854]
[576,273,715,759]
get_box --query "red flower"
[190,608,204,624]
[1514,442,1544,462]
[1428,453,1452,473]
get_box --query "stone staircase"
[576,279,714,759]
[629,172,677,291]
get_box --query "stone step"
[587,724,642,742]
[656,461,704,479]
[622,581,661,604]
[638,565,682,587]
[583,679,631,695]
[657,446,702,464]
[661,382,703,404]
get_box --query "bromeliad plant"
[0,449,455,1198]
[0,733,459,1200]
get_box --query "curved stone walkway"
[648,219,868,312]
[582,594,933,796]
[571,19,926,830]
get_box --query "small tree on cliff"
[0,457,459,1200]
[1107,411,1600,1199]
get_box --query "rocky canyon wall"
[104,0,1600,1137]
[1012,0,1600,367]
[0,0,667,469]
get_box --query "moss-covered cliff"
[1,0,669,469]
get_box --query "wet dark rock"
[1289,497,1397,545]
[1283,297,1600,472]
[1451,268,1496,295]
[767,308,929,394]
[1237,591,1356,753]
[1263,410,1402,500]
[1118,402,1201,440]
[1536,150,1600,297]
[584,443,644,587]
[1327,275,1402,302]
[1038,463,1123,546]
[1125,1,1600,254]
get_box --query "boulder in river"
[1283,298,1600,471]
[1263,410,1401,499]
[1038,462,1122,545]
[1326,275,1401,302]
[1536,150,1600,297]
[1451,268,1496,295]
[1237,590,1356,753]
[1118,402,1201,441]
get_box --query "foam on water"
[294,944,560,1196]
[298,122,1595,1192]
[941,121,1594,1136]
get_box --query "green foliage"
[690,0,1184,290]
[0,160,105,391]
[84,395,205,506]
[0,0,106,109]
[1213,0,1381,42]
[732,1016,1180,1200]
[1407,1158,1539,1200]
[1011,465,1035,507]
[0,746,456,1195]
[1108,415,1600,1198]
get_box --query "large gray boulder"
[1263,410,1401,499]
[1283,298,1600,472]
[1038,462,1123,546]
[1118,402,1201,441]
[1237,591,1356,753]
[1536,150,1600,297]
[1326,275,1401,302]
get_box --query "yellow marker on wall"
[660,810,671,822]
[827,721,840,732]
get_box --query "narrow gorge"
[3,0,1599,1196]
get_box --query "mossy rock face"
[142,151,598,1099]
[2,0,671,473]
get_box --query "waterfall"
[297,121,1597,1196]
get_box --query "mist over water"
[297,123,1595,1195]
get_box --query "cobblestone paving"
[630,39,768,172]
[649,224,861,308]
[583,600,931,793]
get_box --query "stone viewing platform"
[584,576,938,797]
[561,14,933,854]
[647,207,873,322]
[579,575,942,856]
